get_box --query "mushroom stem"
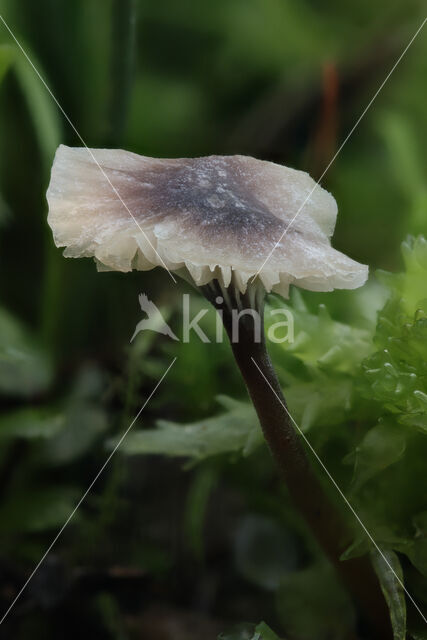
[202,280,392,640]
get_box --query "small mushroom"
[47,147,391,638]
[47,145,367,297]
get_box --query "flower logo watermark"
[130,294,179,342]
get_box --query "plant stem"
[108,0,136,145]
[203,282,392,639]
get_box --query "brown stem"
[202,283,392,639]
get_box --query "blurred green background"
[0,1,426,638]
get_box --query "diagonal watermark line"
[0,357,177,626]
[252,16,427,282]
[251,356,427,626]
[0,14,177,284]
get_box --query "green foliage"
[253,623,282,640]
[0,486,80,535]
[372,550,406,640]
[378,113,427,236]
[0,308,53,396]
[346,418,406,490]
[184,464,218,559]
[0,408,63,440]
[276,563,355,640]
[1,1,427,637]
[41,402,108,465]
[118,395,262,460]
[0,44,14,84]
[121,237,427,637]
[268,290,373,374]
[0,40,61,168]
[13,47,62,167]
[409,512,427,579]
[218,621,282,640]
[0,311,110,547]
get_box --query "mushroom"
[47,145,367,295]
[47,146,391,638]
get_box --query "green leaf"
[372,549,406,640]
[377,236,427,318]
[0,44,14,84]
[268,293,372,374]
[378,112,425,201]
[13,44,61,166]
[42,403,109,464]
[0,307,53,397]
[0,487,79,533]
[406,512,427,577]
[361,239,427,430]
[0,408,64,440]
[0,40,61,167]
[218,622,282,640]
[117,397,262,461]
[349,418,407,490]
[254,622,282,640]
[285,375,353,432]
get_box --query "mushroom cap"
[47,145,368,296]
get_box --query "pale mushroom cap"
[47,145,368,296]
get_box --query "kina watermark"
[131,293,294,344]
